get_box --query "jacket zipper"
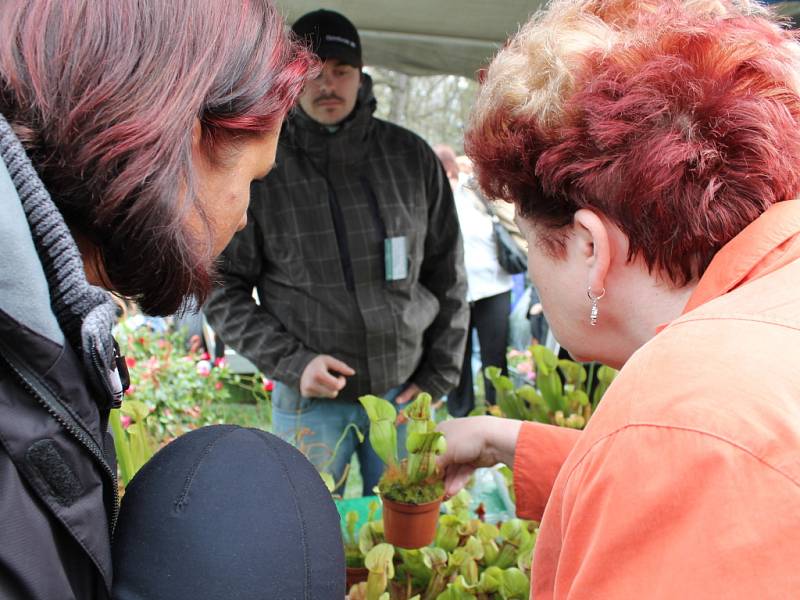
[0,344,120,538]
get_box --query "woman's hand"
[436,416,523,498]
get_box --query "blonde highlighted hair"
[467,0,800,284]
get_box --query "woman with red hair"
[439,0,800,597]
[0,2,342,599]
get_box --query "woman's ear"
[573,209,611,295]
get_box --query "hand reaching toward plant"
[299,354,355,398]
[436,416,523,498]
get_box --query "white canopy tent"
[275,0,545,78]
[276,1,800,78]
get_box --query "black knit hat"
[112,425,345,599]
[292,9,362,68]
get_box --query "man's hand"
[395,383,422,405]
[299,355,355,398]
[436,416,522,498]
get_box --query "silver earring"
[587,286,606,326]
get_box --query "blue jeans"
[271,383,407,496]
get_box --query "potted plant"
[358,392,447,549]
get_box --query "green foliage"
[110,400,157,485]
[346,488,536,600]
[478,346,618,429]
[346,500,385,568]
[343,510,362,566]
[112,319,271,489]
[380,468,445,505]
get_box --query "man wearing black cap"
[205,9,468,494]
[294,9,363,127]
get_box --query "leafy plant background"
[112,318,272,485]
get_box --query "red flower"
[215,381,224,391]
[125,356,137,368]
[262,379,274,392]
[120,415,132,429]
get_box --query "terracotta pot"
[381,495,443,549]
[345,566,369,591]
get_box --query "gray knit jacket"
[0,113,121,599]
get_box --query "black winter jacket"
[0,116,122,599]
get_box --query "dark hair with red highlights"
[0,0,315,314]
[466,1,800,285]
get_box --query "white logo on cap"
[325,34,357,48]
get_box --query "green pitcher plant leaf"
[557,360,587,389]
[358,520,384,556]
[463,536,485,561]
[452,575,479,594]
[500,567,531,599]
[531,345,558,374]
[421,547,448,570]
[436,584,477,600]
[477,566,504,594]
[406,431,446,484]
[435,514,462,553]
[359,395,398,467]
[397,548,432,583]
[365,543,395,600]
[345,510,360,545]
[404,391,432,423]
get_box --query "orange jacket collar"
[682,200,800,315]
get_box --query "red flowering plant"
[112,318,271,485]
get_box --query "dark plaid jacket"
[204,77,468,401]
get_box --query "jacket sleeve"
[203,208,316,389]
[410,151,469,398]
[513,422,581,521]
[550,425,800,599]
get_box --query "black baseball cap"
[292,9,362,68]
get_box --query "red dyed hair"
[0,0,315,314]
[467,1,800,284]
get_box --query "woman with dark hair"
[0,2,342,599]
[438,0,800,598]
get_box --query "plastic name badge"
[384,236,408,281]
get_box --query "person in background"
[204,9,468,495]
[0,2,343,598]
[438,0,800,597]
[434,144,515,416]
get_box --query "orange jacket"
[514,200,800,599]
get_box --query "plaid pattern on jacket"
[204,77,468,401]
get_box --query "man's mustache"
[314,93,344,104]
